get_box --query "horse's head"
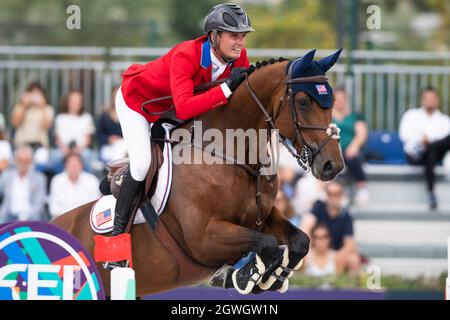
[271,49,344,181]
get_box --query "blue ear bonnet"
[287,49,342,109]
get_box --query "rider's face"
[216,31,247,61]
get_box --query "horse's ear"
[293,49,316,74]
[316,48,343,72]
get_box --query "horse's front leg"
[187,218,281,294]
[256,206,310,292]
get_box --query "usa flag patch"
[96,209,112,226]
[316,84,328,95]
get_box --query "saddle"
[106,142,164,201]
[104,115,184,205]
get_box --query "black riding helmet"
[204,3,255,50]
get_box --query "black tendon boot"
[104,170,144,270]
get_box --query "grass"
[289,271,447,292]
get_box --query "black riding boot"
[112,169,144,236]
[104,170,144,270]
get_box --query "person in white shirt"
[399,87,450,209]
[0,145,47,223]
[302,224,342,277]
[50,91,96,173]
[49,152,101,218]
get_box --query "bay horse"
[52,49,344,297]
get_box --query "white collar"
[210,48,228,69]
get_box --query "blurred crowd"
[275,86,450,277]
[0,82,124,223]
[1,81,449,279]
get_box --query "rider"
[106,3,254,268]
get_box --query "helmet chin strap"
[210,31,238,65]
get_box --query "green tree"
[244,0,336,49]
[168,0,218,42]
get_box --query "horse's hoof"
[258,245,289,290]
[293,258,303,271]
[209,265,235,289]
[277,279,289,293]
[232,254,265,295]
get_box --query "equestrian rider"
[108,3,254,267]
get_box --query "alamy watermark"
[366,5,381,30]
[170,121,281,176]
[66,5,81,30]
[366,264,382,290]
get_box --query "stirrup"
[103,260,130,270]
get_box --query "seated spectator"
[10,81,54,159]
[399,87,450,210]
[0,116,12,175]
[302,223,343,277]
[332,87,369,206]
[97,86,126,163]
[301,180,361,274]
[51,91,95,173]
[274,189,300,227]
[48,153,100,218]
[0,145,47,223]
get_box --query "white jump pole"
[111,267,136,300]
[446,237,450,300]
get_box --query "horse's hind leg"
[188,219,282,294]
[256,206,310,292]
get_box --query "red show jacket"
[120,35,250,123]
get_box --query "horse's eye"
[297,98,309,110]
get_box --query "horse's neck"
[203,64,284,133]
[190,64,285,168]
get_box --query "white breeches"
[115,87,151,181]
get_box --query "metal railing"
[1,46,449,131]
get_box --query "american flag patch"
[96,209,112,226]
[316,84,328,95]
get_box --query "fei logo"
[0,221,105,300]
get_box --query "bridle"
[244,61,341,172]
[140,60,341,230]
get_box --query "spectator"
[97,86,126,163]
[48,152,100,218]
[332,87,369,206]
[0,115,12,174]
[399,87,450,210]
[274,189,300,227]
[292,171,326,215]
[301,180,361,274]
[51,91,96,173]
[0,145,47,223]
[303,223,343,276]
[11,81,54,151]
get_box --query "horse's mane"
[247,57,290,75]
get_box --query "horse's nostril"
[323,160,334,174]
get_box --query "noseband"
[244,64,340,171]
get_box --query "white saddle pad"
[90,123,174,234]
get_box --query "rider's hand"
[225,67,247,92]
